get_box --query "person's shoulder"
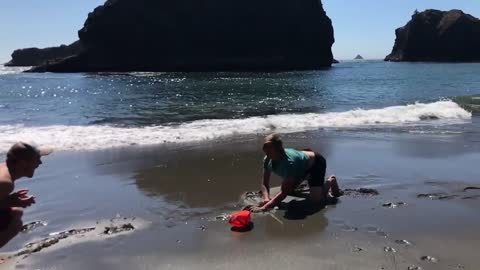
[0,177,14,196]
[0,179,13,189]
[284,148,302,158]
[284,148,296,155]
[0,164,12,182]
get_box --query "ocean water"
[0,60,479,152]
[3,61,480,270]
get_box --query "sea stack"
[29,0,335,72]
[5,41,83,67]
[385,9,480,62]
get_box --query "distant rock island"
[5,41,82,67]
[23,0,334,72]
[354,55,364,60]
[385,9,480,62]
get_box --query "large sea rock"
[5,41,82,67]
[30,0,334,72]
[385,9,480,62]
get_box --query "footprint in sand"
[462,195,480,200]
[352,245,365,252]
[365,226,378,233]
[383,246,396,253]
[421,255,438,263]
[394,239,412,246]
[364,226,388,238]
[376,231,388,238]
[339,224,358,232]
[417,193,457,200]
[331,219,346,226]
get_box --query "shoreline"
[0,130,478,269]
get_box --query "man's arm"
[0,181,14,208]
[257,178,296,211]
[260,169,271,202]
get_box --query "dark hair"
[263,133,284,151]
[6,142,40,163]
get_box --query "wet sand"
[2,129,480,269]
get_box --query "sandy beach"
[1,0,480,268]
[0,126,479,270]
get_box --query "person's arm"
[0,181,14,209]
[260,169,271,203]
[255,179,295,211]
[0,180,34,209]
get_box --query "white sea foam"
[0,101,471,152]
[0,65,31,75]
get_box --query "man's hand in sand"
[250,206,268,213]
[258,198,271,207]
[9,189,36,208]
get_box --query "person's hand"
[258,198,271,207]
[10,189,36,208]
[250,206,268,213]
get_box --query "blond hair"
[263,133,284,151]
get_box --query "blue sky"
[0,0,479,63]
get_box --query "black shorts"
[305,152,327,187]
[0,208,12,231]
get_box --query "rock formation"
[385,9,480,62]
[30,0,334,72]
[5,41,82,67]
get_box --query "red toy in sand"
[228,210,251,230]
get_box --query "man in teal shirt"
[253,133,342,212]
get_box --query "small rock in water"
[407,265,422,270]
[420,256,438,263]
[344,188,379,197]
[198,225,207,231]
[394,239,412,246]
[383,246,396,253]
[382,202,406,208]
[21,221,48,233]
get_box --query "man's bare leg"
[0,208,23,248]
[328,175,343,197]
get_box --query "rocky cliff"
[5,41,82,67]
[31,0,334,72]
[385,9,480,62]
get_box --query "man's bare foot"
[328,175,343,197]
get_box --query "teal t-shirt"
[263,148,310,181]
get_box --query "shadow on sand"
[281,197,338,220]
